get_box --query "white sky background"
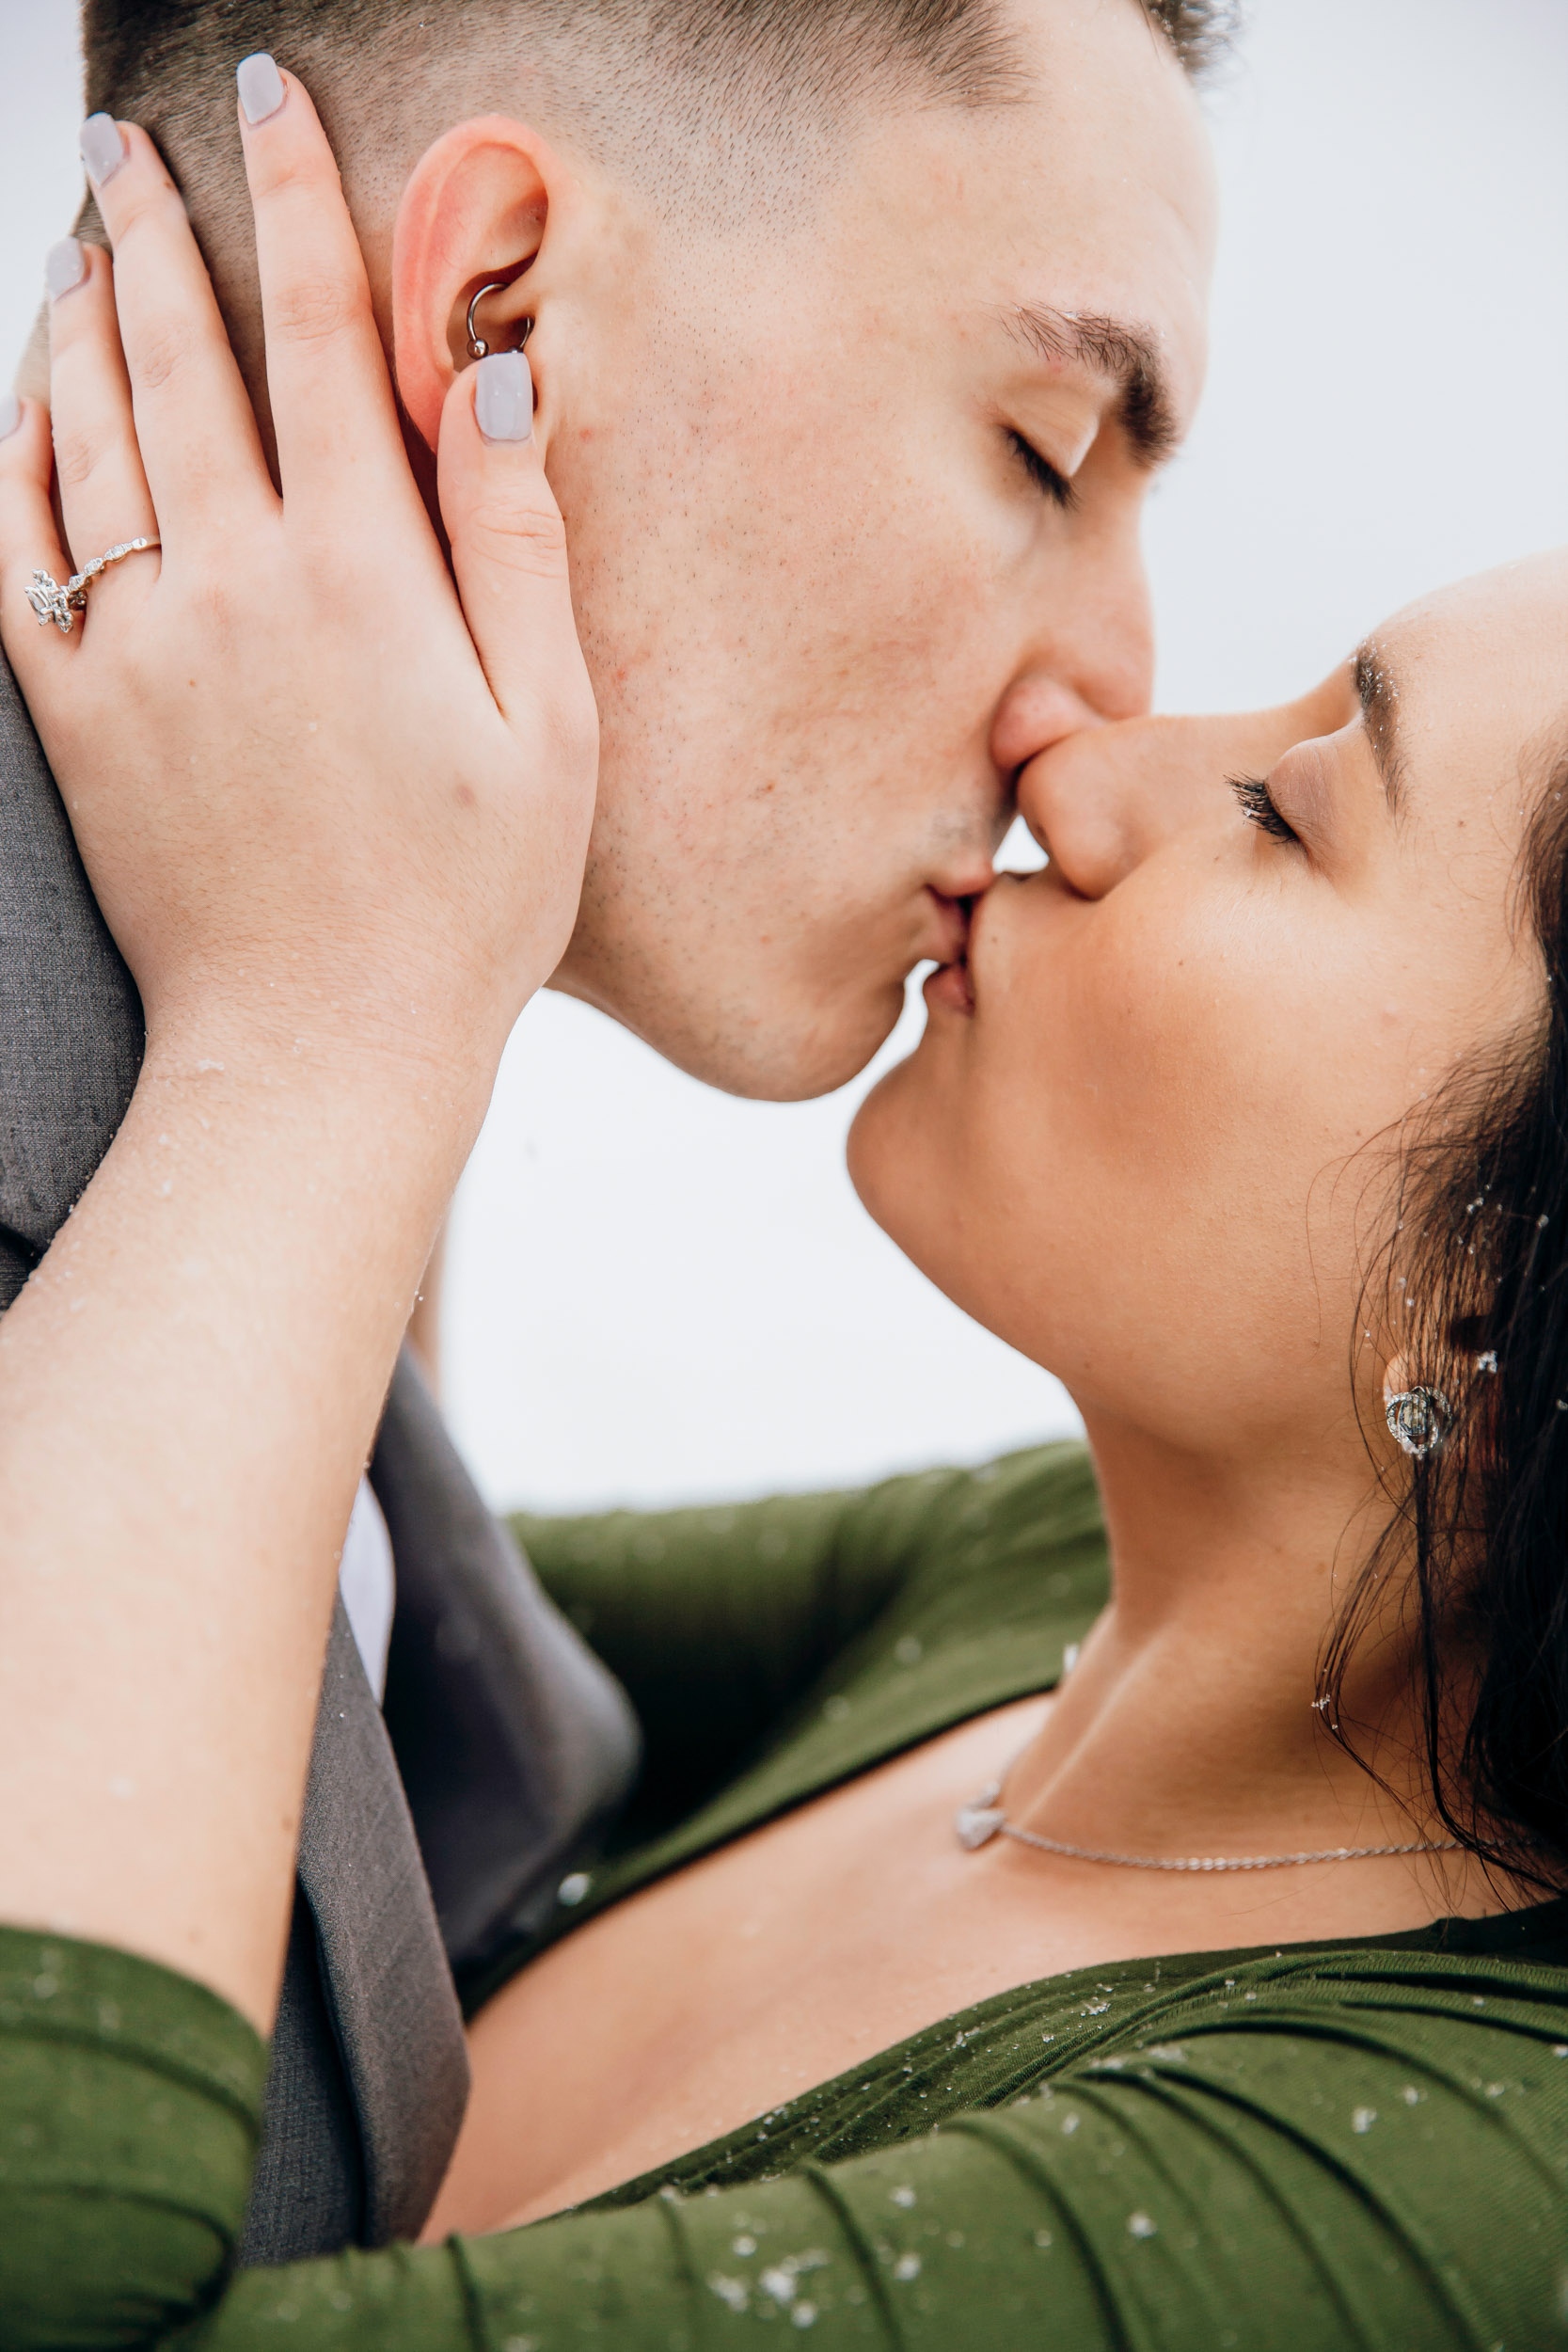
[4,0,1567,1513]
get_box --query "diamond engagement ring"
[25,535,160,635]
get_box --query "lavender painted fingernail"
[79,113,127,188]
[475,351,533,443]
[0,392,22,442]
[237,54,285,126]
[46,238,87,302]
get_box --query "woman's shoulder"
[793,1438,1109,1744]
[500,1443,1110,1976]
[837,1437,1105,1566]
[731,1439,1109,1799]
[820,1437,1109,1662]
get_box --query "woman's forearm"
[0,1020,482,2028]
[0,68,596,2031]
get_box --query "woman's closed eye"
[1007,430,1078,512]
[1229,772,1299,846]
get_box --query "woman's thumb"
[436,352,585,725]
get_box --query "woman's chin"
[845,1057,927,1232]
[846,1053,974,1307]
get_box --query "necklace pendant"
[955,1803,1006,1851]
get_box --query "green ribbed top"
[4,1442,1567,2352]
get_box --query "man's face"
[548,0,1215,1097]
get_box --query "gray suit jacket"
[0,649,640,2260]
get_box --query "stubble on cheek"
[544,284,1010,1093]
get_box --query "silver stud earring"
[466,279,533,363]
[1385,1386,1451,1459]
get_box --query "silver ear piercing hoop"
[1385,1386,1451,1460]
[466,280,533,362]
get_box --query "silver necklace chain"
[954,1771,1464,1874]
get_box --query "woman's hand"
[0,66,595,2027]
[0,64,594,1097]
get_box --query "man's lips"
[925,886,974,966]
[923,887,977,1015]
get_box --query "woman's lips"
[925,958,974,1015]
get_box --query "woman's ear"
[392,117,562,453]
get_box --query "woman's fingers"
[81,117,273,543]
[44,237,158,585]
[235,61,423,528]
[436,354,596,751]
[67,68,426,569]
[0,395,78,710]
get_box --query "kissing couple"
[0,3,1565,2344]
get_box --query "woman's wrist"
[137,988,501,1183]
[144,954,507,1101]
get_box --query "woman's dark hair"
[1325,739,1568,1890]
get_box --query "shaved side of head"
[79,0,1235,258]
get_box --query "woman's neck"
[1003,1411,1443,1865]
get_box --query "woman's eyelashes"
[1229,773,1300,846]
[1007,430,1078,512]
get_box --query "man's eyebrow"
[1354,641,1404,811]
[1005,305,1180,466]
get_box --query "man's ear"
[392,117,563,453]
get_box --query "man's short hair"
[83,1,1236,226]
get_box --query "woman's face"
[849,552,1568,1458]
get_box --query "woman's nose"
[1015,688,1347,898]
[1013,713,1212,896]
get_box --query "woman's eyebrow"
[1353,641,1405,812]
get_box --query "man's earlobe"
[391,116,556,453]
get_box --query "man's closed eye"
[1008,430,1079,511]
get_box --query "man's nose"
[990,534,1156,776]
